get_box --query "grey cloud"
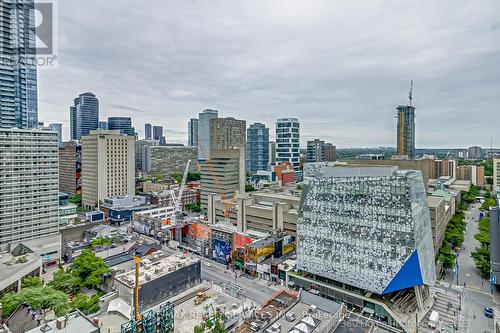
[37,0,500,148]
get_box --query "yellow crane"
[133,256,142,322]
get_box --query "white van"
[428,311,439,329]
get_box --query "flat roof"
[427,196,444,207]
[115,252,199,288]
[26,311,98,333]
[0,250,41,291]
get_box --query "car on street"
[484,307,494,318]
[204,261,212,267]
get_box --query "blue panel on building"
[382,250,423,294]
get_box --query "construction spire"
[409,80,414,106]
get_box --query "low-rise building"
[142,178,177,193]
[427,196,447,253]
[25,310,99,333]
[59,192,78,226]
[207,188,301,236]
[132,206,178,243]
[99,195,155,225]
[144,188,198,209]
[0,244,42,297]
[114,252,201,310]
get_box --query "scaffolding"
[120,302,174,333]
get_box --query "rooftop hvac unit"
[56,317,67,329]
[154,267,162,274]
[145,273,152,281]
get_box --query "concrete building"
[468,146,482,159]
[292,163,435,331]
[427,196,447,254]
[142,178,177,193]
[434,159,457,178]
[70,92,99,140]
[99,195,154,225]
[0,0,38,129]
[114,252,201,310]
[25,310,99,333]
[269,141,276,167]
[0,244,42,297]
[210,117,246,150]
[494,158,500,192]
[246,122,270,173]
[207,189,300,236]
[188,118,199,147]
[145,188,198,209]
[457,164,485,187]
[59,141,82,197]
[457,148,468,159]
[81,130,135,208]
[143,145,197,176]
[108,116,135,136]
[0,128,61,263]
[306,139,336,162]
[276,118,300,171]
[396,105,416,158]
[198,109,218,161]
[200,148,245,210]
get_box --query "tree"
[22,276,42,289]
[438,245,455,269]
[22,286,69,316]
[49,268,82,293]
[70,293,100,314]
[70,249,111,289]
[471,246,491,278]
[69,194,82,206]
[0,292,22,317]
[245,184,255,192]
[186,202,202,213]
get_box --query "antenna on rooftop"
[409,80,413,106]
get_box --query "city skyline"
[35,0,500,148]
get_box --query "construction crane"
[168,159,191,242]
[409,79,413,106]
[133,256,142,322]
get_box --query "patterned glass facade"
[297,164,435,295]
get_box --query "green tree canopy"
[70,249,111,289]
[21,276,42,289]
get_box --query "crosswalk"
[418,288,463,333]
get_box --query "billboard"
[234,233,253,248]
[213,239,230,264]
[283,241,296,255]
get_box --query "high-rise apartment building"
[59,141,82,196]
[152,125,166,145]
[276,118,300,170]
[143,145,198,176]
[200,148,245,210]
[145,123,152,140]
[246,123,270,173]
[0,0,38,129]
[457,165,485,188]
[210,117,246,150]
[494,158,500,192]
[81,130,135,208]
[198,109,218,161]
[0,128,60,260]
[306,139,336,163]
[434,159,457,178]
[188,118,199,147]
[293,163,435,330]
[48,123,63,148]
[108,117,135,136]
[269,141,276,167]
[468,146,482,160]
[396,105,415,158]
[70,92,99,140]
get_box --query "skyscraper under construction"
[396,81,416,158]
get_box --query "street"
[161,244,285,305]
[439,202,495,333]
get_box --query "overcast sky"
[38,0,500,148]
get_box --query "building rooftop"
[25,311,98,333]
[427,196,444,207]
[115,252,199,288]
[0,244,42,292]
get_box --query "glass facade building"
[396,105,415,158]
[70,92,99,140]
[198,109,218,161]
[276,118,300,171]
[188,118,199,147]
[246,122,269,173]
[297,164,436,295]
[108,116,135,136]
[0,0,38,128]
